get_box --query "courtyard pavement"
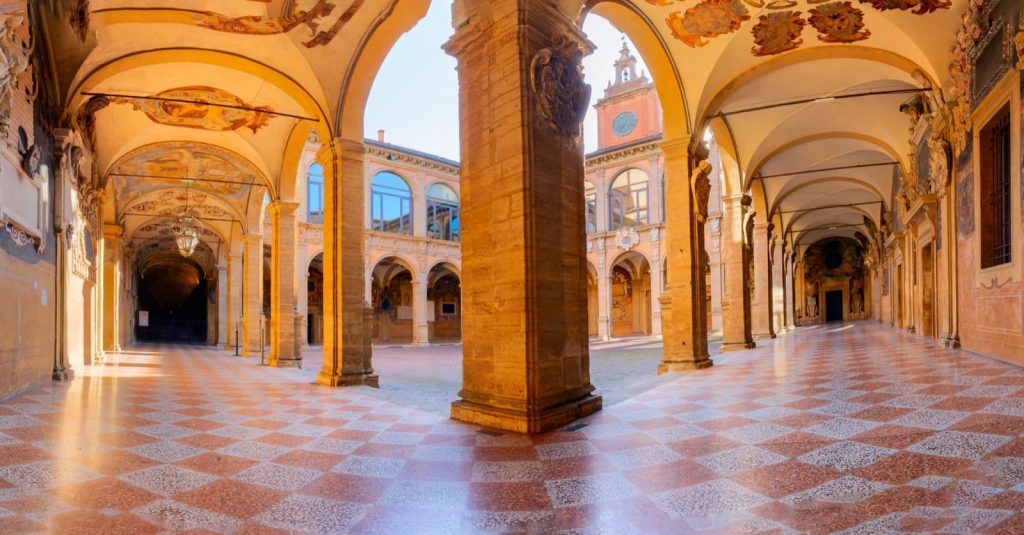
[298,336,724,414]
[1,323,1024,533]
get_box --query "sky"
[363,4,649,161]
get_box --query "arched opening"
[610,253,652,338]
[609,168,650,230]
[370,171,414,235]
[307,162,324,224]
[371,257,415,344]
[135,254,209,344]
[307,253,324,345]
[426,183,460,242]
[427,263,461,342]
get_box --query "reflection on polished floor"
[2,323,1024,534]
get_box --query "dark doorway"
[136,260,208,343]
[825,290,844,323]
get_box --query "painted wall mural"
[193,0,366,48]
[801,238,869,322]
[647,0,950,55]
[110,87,274,133]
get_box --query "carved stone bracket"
[530,36,591,142]
[691,159,712,223]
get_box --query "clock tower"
[594,41,662,151]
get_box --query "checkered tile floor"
[2,322,1024,533]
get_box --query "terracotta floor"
[2,323,1024,534]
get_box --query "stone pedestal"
[751,222,775,340]
[316,139,377,387]
[445,0,601,433]
[720,194,755,352]
[241,234,263,357]
[658,140,713,373]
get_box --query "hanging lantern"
[174,216,199,257]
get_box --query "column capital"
[315,138,365,167]
[659,137,692,160]
[102,223,123,238]
[241,234,262,244]
[268,201,301,217]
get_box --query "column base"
[271,358,302,369]
[658,358,713,375]
[752,332,776,340]
[317,371,379,388]
[52,366,74,382]
[451,394,603,435]
[720,341,756,353]
[942,335,960,349]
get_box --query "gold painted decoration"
[110,86,274,133]
[667,0,751,48]
[1015,26,1024,70]
[858,0,950,15]
[751,11,806,56]
[808,2,870,43]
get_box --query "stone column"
[206,274,217,345]
[241,234,263,357]
[445,0,601,433]
[316,139,376,386]
[597,268,612,340]
[269,201,301,367]
[658,139,713,373]
[649,247,663,336]
[770,236,784,333]
[751,222,775,340]
[594,169,608,234]
[102,224,122,352]
[708,216,723,334]
[720,194,755,352]
[217,262,228,347]
[412,274,429,346]
[224,252,242,351]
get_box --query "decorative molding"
[530,36,591,142]
[365,144,459,175]
[614,227,641,251]
[585,138,660,167]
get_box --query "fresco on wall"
[801,238,868,323]
[956,137,974,237]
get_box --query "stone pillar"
[445,1,601,433]
[597,269,612,340]
[785,251,797,331]
[224,252,242,351]
[649,248,663,336]
[269,201,301,367]
[217,262,228,347]
[720,194,755,352]
[658,139,713,373]
[594,169,608,234]
[316,139,376,386]
[708,216,723,334]
[241,234,263,357]
[751,222,775,339]
[102,224,122,353]
[206,274,217,345]
[412,274,429,346]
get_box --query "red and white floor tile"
[1,323,1024,533]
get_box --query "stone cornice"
[364,140,459,176]
[585,136,662,167]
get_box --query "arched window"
[262,191,272,223]
[426,183,460,242]
[307,163,324,224]
[584,181,597,235]
[371,172,413,235]
[609,169,649,230]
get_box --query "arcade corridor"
[2,323,1024,533]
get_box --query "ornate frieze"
[365,145,459,175]
[585,139,660,167]
[530,36,591,142]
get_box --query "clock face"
[612,111,638,136]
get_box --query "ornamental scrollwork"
[691,159,712,223]
[530,36,591,142]
[0,14,30,137]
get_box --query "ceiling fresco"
[108,86,276,133]
[649,0,951,55]
[193,0,366,48]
